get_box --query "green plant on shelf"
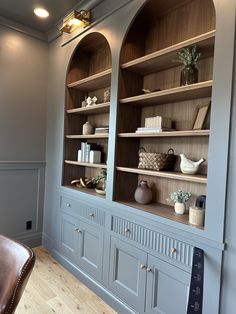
[168,190,191,204]
[92,168,107,190]
[176,45,201,66]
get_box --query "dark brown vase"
[180,65,198,86]
[134,180,152,204]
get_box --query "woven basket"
[138,148,175,171]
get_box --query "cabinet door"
[77,221,104,281]
[146,255,190,314]
[109,237,147,313]
[59,213,78,262]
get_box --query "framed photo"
[192,102,211,130]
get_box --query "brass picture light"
[60,10,91,33]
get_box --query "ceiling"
[0,0,82,33]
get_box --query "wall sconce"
[60,10,91,33]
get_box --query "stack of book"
[135,116,174,133]
[135,127,175,133]
[145,116,172,128]
[78,142,101,163]
[95,126,109,134]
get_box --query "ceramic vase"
[134,180,152,204]
[174,202,185,214]
[82,121,94,135]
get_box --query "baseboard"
[42,232,54,251]
[13,231,42,247]
[51,248,136,314]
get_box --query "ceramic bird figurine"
[180,154,205,174]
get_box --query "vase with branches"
[176,45,201,86]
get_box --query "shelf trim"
[66,134,109,139]
[118,130,210,138]
[67,68,112,90]
[120,80,212,106]
[67,102,110,114]
[116,166,207,184]
[118,200,203,229]
[65,160,107,168]
[121,30,215,74]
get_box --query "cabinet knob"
[66,203,71,207]
[124,228,130,234]
[89,213,95,218]
[75,228,82,233]
[170,248,177,253]
[146,267,152,273]
[140,264,147,270]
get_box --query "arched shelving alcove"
[63,32,112,198]
[115,0,216,228]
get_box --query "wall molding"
[0,161,46,169]
[0,16,47,41]
[12,231,42,248]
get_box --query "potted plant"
[176,45,201,86]
[168,190,191,214]
[93,168,107,195]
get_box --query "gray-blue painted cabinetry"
[109,220,191,314]
[58,196,105,282]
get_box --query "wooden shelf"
[120,80,212,106]
[121,30,215,75]
[119,201,203,229]
[67,102,110,115]
[118,130,210,138]
[65,185,106,199]
[65,160,107,169]
[66,134,109,139]
[116,167,207,184]
[67,68,112,91]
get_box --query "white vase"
[82,121,94,135]
[174,202,185,214]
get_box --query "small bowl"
[95,188,106,195]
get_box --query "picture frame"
[192,102,211,130]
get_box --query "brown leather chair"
[0,235,35,314]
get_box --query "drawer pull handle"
[170,248,177,253]
[146,267,152,273]
[89,213,95,218]
[124,228,130,234]
[75,228,82,234]
[140,264,146,270]
[66,203,71,207]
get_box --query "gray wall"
[0,25,48,246]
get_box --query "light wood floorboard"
[16,247,117,314]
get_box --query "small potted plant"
[93,168,107,195]
[176,45,201,86]
[168,190,191,214]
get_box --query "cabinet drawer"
[111,215,193,268]
[60,196,105,226]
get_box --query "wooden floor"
[16,247,117,314]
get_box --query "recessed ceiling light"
[34,8,49,18]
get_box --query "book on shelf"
[95,126,109,134]
[145,116,172,129]
[78,142,102,163]
[135,127,175,133]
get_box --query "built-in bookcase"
[63,32,111,198]
[115,0,216,227]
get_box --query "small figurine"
[180,153,205,174]
[103,89,110,102]
[86,96,98,106]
